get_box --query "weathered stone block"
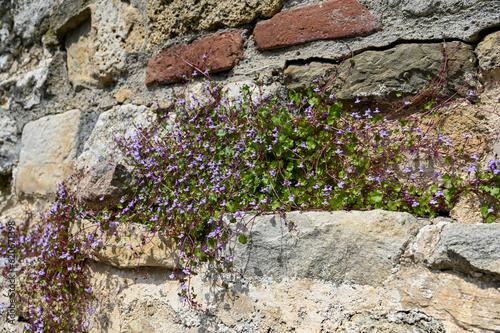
[146,30,246,86]
[428,223,500,278]
[284,42,476,101]
[16,109,81,195]
[399,222,500,332]
[229,210,426,286]
[76,104,157,170]
[147,0,283,47]
[253,0,382,50]
[476,31,500,84]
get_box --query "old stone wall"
[1,0,500,332]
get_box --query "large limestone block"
[16,109,81,196]
[476,31,500,84]
[229,210,426,286]
[147,0,283,47]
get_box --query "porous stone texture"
[147,0,283,47]
[15,109,81,196]
[65,0,145,91]
[228,210,425,286]
[284,42,476,101]
[476,30,500,84]
[146,30,246,86]
[253,0,382,50]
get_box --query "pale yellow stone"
[15,109,81,196]
[397,264,500,332]
[114,89,132,103]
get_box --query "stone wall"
[1,0,500,332]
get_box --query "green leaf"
[480,205,489,218]
[238,233,248,245]
[194,248,203,260]
[368,190,383,204]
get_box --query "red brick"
[146,30,246,86]
[253,0,382,50]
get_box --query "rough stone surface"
[387,0,490,17]
[449,193,484,224]
[228,210,425,286]
[75,161,137,211]
[427,223,500,278]
[87,261,405,333]
[285,42,476,101]
[146,30,246,86]
[11,0,60,42]
[0,47,52,110]
[114,89,131,103]
[476,30,500,83]
[71,220,178,269]
[76,104,157,170]
[397,264,500,332]
[15,109,81,196]
[253,0,382,50]
[0,115,18,175]
[147,0,283,47]
[284,61,337,92]
[65,0,145,90]
[399,222,500,332]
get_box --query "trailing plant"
[2,46,500,331]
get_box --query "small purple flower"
[403,166,411,173]
[488,207,495,213]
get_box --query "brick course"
[253,0,382,50]
[146,30,246,86]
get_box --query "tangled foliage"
[2,60,500,331]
